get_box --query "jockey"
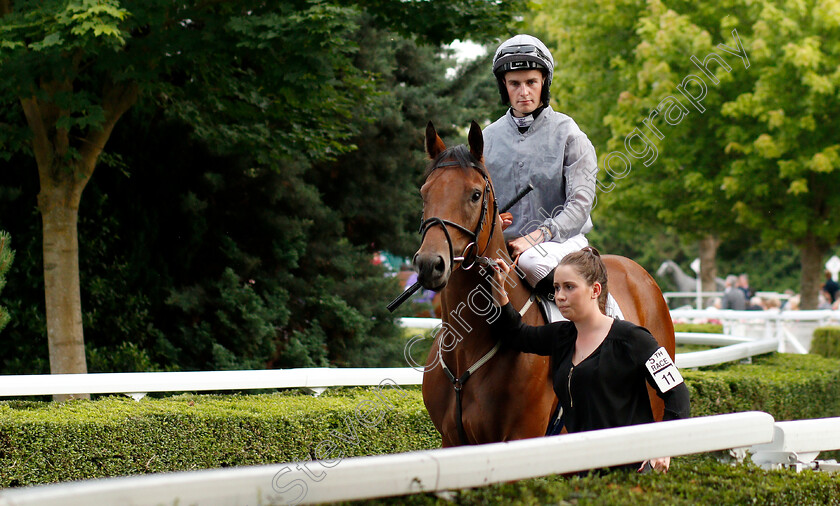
[483,34,620,318]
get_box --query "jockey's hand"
[499,212,513,231]
[507,229,546,259]
[490,258,511,306]
[639,457,670,473]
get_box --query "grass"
[340,453,840,505]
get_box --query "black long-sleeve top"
[493,302,690,434]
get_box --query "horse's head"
[413,121,498,291]
[656,260,675,278]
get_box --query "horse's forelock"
[422,145,486,183]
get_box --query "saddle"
[532,289,625,323]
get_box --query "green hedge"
[0,382,437,488]
[1,353,839,489]
[812,326,840,359]
[684,353,840,420]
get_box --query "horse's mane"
[423,145,487,182]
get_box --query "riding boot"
[534,267,556,302]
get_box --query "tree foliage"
[534,0,840,306]
[0,230,12,333]
[0,1,524,373]
[715,0,840,307]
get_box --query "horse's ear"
[426,121,446,159]
[468,120,483,161]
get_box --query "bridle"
[418,155,503,446]
[418,158,499,272]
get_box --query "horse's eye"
[471,190,481,202]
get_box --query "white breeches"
[518,234,624,320]
[517,234,589,287]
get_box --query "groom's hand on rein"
[500,212,513,230]
[491,258,511,306]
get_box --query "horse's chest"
[422,358,552,443]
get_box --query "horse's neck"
[670,262,698,293]
[438,234,535,369]
[440,267,497,344]
[669,261,693,280]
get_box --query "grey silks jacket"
[483,105,598,243]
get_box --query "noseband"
[419,159,499,271]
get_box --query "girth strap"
[438,339,501,445]
[518,293,536,316]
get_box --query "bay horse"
[413,121,675,447]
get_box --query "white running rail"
[0,368,423,398]
[670,308,840,354]
[676,337,779,369]
[669,308,840,323]
[0,412,776,506]
[0,323,782,398]
[401,317,782,370]
[748,416,840,472]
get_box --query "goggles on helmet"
[493,44,551,75]
[497,44,549,59]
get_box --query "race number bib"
[645,347,684,393]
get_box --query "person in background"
[818,289,833,310]
[722,275,747,310]
[764,297,782,311]
[737,274,753,300]
[822,270,839,304]
[747,296,766,311]
[489,247,690,473]
[785,293,801,311]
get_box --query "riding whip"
[386,183,534,312]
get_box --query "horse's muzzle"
[413,252,449,291]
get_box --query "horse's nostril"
[434,256,445,274]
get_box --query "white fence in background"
[670,307,840,354]
[663,291,791,309]
[0,368,422,399]
[675,337,779,369]
[400,316,783,369]
[0,339,775,398]
[398,317,442,329]
[664,291,723,309]
[0,317,787,398]
[0,412,777,506]
[402,305,840,355]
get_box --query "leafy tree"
[534,1,746,292]
[535,0,836,307]
[0,230,12,333]
[716,0,840,308]
[0,0,525,379]
[533,0,643,148]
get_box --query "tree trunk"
[39,184,88,399]
[698,234,720,307]
[21,81,138,400]
[799,233,826,310]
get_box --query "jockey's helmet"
[492,34,555,107]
